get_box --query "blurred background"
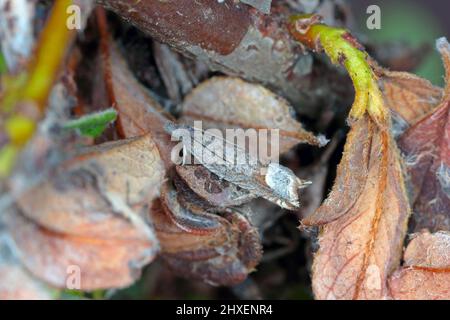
[350,0,449,86]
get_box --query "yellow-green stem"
[0,0,73,177]
[288,15,387,122]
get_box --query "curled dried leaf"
[376,65,443,137]
[151,183,262,286]
[8,135,165,290]
[302,119,371,225]
[108,43,171,138]
[380,70,442,126]
[307,117,410,299]
[103,39,175,165]
[398,37,450,232]
[389,231,450,300]
[15,134,165,239]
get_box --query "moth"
[165,122,310,210]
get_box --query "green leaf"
[64,108,117,138]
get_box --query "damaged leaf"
[5,207,155,291]
[380,69,442,126]
[289,15,411,300]
[151,183,262,286]
[8,134,165,290]
[175,165,257,208]
[398,38,450,232]
[102,39,175,164]
[376,65,442,137]
[389,231,450,299]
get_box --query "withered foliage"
[6,135,164,290]
[388,231,450,299]
[0,1,448,300]
[306,116,410,299]
[305,39,450,300]
[398,39,450,233]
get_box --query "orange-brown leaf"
[5,207,156,291]
[389,231,450,300]
[104,41,176,166]
[380,69,442,127]
[398,38,450,232]
[150,183,262,286]
[302,118,371,225]
[307,116,410,299]
[8,135,164,290]
[180,77,327,159]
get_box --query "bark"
[97,0,348,116]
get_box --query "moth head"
[264,163,311,209]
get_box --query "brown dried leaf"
[9,135,165,290]
[102,38,175,164]
[180,77,327,159]
[306,116,410,299]
[0,262,52,300]
[0,231,52,300]
[398,38,450,232]
[108,44,171,138]
[5,208,155,291]
[151,183,262,286]
[378,67,442,135]
[302,119,371,225]
[389,231,450,300]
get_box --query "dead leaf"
[398,37,450,232]
[108,44,171,137]
[179,76,327,161]
[8,134,165,290]
[306,116,410,299]
[0,230,52,300]
[389,231,450,300]
[104,40,176,165]
[15,134,164,237]
[379,69,442,135]
[151,183,262,286]
[302,119,371,225]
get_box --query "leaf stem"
[288,14,386,123]
[0,0,74,177]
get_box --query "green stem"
[288,15,387,122]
